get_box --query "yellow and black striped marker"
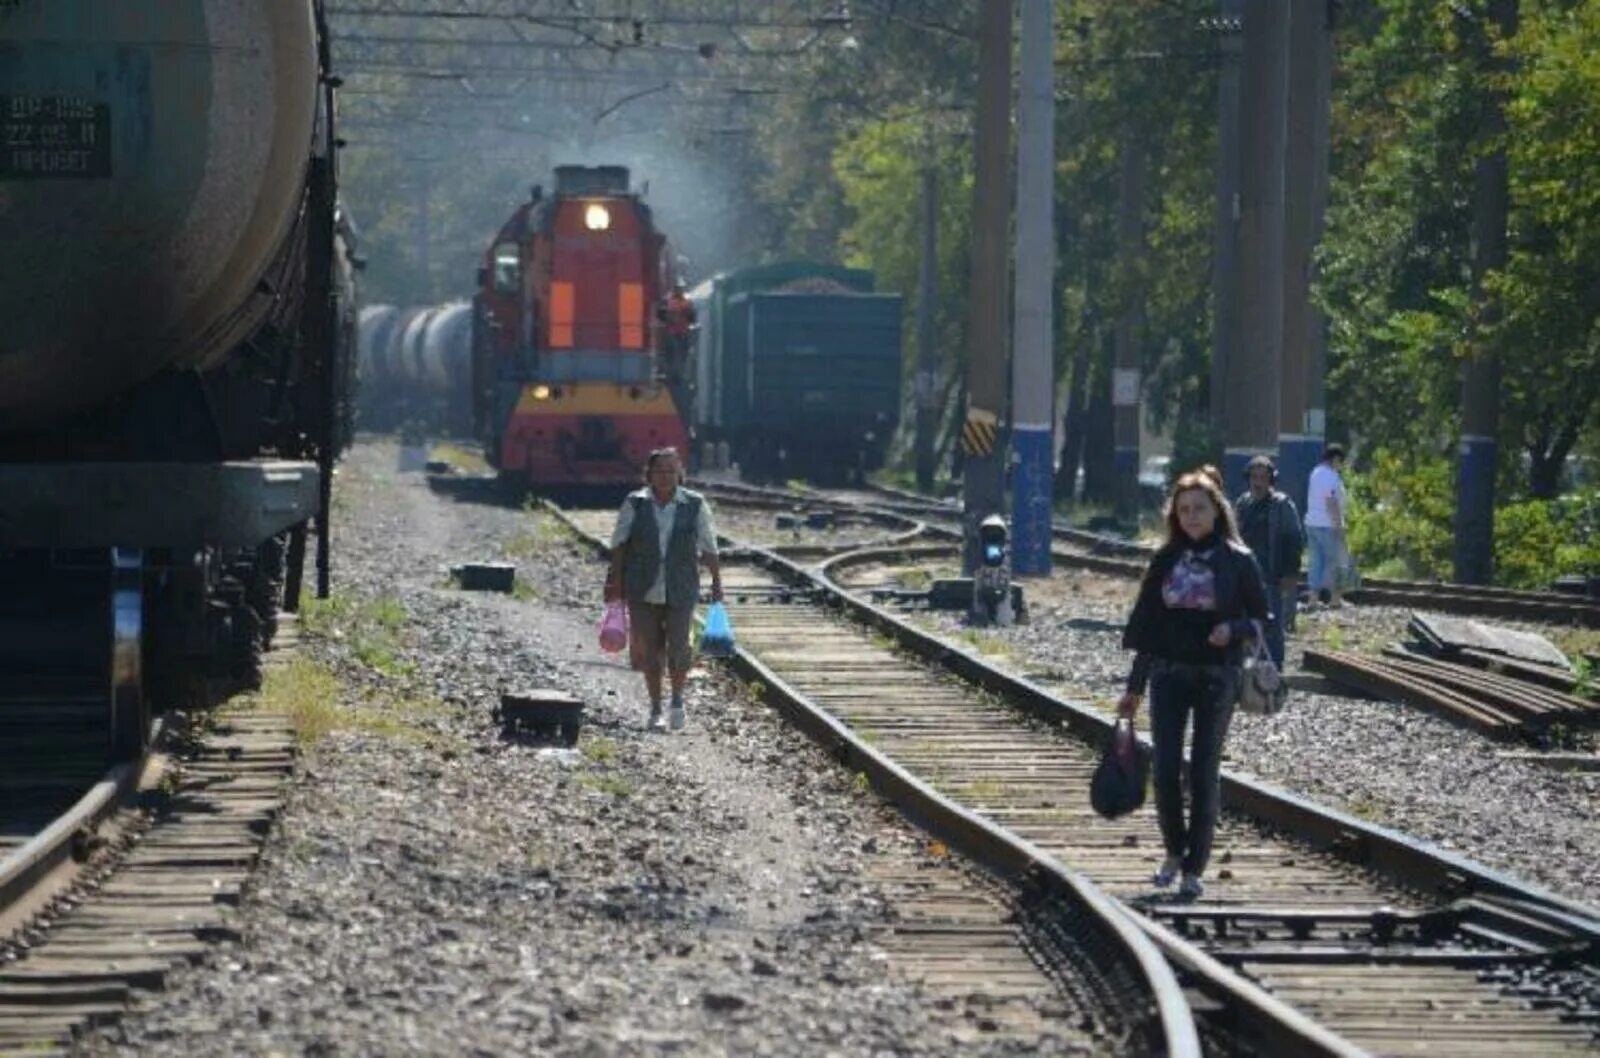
[962,407,999,456]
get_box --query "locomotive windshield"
[492,243,520,294]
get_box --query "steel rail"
[0,719,162,922]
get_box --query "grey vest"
[623,490,703,609]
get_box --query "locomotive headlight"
[584,203,611,231]
[532,384,552,401]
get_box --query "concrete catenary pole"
[1112,142,1147,524]
[1279,0,1334,514]
[1210,0,1246,435]
[1304,0,1335,504]
[1455,0,1518,585]
[1011,0,1054,575]
[1222,0,1289,492]
[961,0,1012,574]
[916,167,939,492]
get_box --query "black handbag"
[1090,718,1148,819]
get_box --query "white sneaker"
[1152,857,1181,889]
[646,707,664,732]
[1179,874,1205,899]
[668,705,686,731]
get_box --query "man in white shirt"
[1303,444,1351,607]
[606,448,722,731]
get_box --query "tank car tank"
[0,0,346,762]
[0,0,320,431]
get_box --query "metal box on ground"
[452,563,516,593]
[870,578,1027,620]
[498,689,584,745]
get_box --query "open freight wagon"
[690,262,902,484]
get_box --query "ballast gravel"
[78,444,1069,1058]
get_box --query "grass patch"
[1343,795,1388,824]
[504,515,576,560]
[957,628,1010,657]
[581,735,618,764]
[1572,657,1596,701]
[897,568,932,591]
[367,596,407,630]
[579,772,634,798]
[347,691,461,751]
[300,591,413,676]
[298,593,353,638]
[1549,627,1600,665]
[511,580,539,602]
[957,778,1007,801]
[254,657,342,747]
[430,442,490,475]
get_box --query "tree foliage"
[742,0,1600,581]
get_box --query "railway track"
[557,506,1200,1057]
[0,626,298,1055]
[703,478,1600,628]
[558,501,1600,1056]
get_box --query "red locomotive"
[472,165,691,489]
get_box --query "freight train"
[471,165,690,490]
[356,301,474,438]
[0,0,351,762]
[690,262,902,484]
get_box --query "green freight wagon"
[689,261,902,484]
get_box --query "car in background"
[1137,455,1172,507]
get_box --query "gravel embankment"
[79,444,1078,1058]
[836,559,1600,909]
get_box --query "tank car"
[0,0,349,761]
[355,302,472,437]
[419,301,474,437]
[471,165,690,490]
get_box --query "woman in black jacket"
[1118,470,1270,899]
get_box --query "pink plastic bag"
[597,602,629,654]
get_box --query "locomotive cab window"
[492,243,521,294]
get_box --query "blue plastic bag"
[699,601,736,658]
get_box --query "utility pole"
[1279,0,1334,515]
[1112,142,1147,524]
[1210,0,1245,436]
[1304,0,1335,511]
[916,167,939,493]
[1455,0,1518,584]
[961,0,1011,574]
[1222,0,1289,492]
[1011,0,1054,576]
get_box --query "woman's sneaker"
[669,704,686,731]
[1152,857,1181,889]
[1179,874,1205,899]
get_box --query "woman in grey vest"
[606,448,722,731]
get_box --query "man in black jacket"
[1234,455,1304,667]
